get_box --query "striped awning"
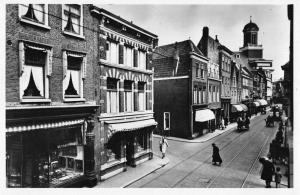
[6,119,84,133]
[195,109,215,122]
[231,105,243,112]
[107,119,157,138]
[240,104,248,111]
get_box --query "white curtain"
[110,42,117,64]
[126,47,133,67]
[21,65,44,97]
[138,92,145,111]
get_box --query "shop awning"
[231,105,243,112]
[6,119,84,133]
[253,101,260,107]
[240,104,248,111]
[195,109,215,122]
[107,119,157,138]
[257,99,268,106]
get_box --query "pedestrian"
[245,116,250,129]
[212,143,222,166]
[274,167,282,188]
[259,157,275,188]
[160,136,168,159]
[221,118,225,130]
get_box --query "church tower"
[240,17,263,59]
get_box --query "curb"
[122,157,170,188]
[153,112,265,143]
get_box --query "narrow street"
[127,113,279,188]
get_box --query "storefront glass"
[6,126,84,187]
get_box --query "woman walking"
[160,136,169,159]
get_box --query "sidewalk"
[154,112,263,143]
[94,154,169,188]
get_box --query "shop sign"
[59,146,77,157]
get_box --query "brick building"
[6,4,99,187]
[90,6,158,180]
[198,27,223,127]
[152,40,210,139]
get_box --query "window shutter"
[63,51,67,78]
[99,36,107,60]
[133,49,138,67]
[82,56,87,79]
[19,42,25,76]
[119,44,124,64]
[46,49,52,76]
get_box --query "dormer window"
[19,4,50,29]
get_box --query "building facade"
[90,6,158,181]
[152,40,210,139]
[198,27,222,129]
[6,4,99,187]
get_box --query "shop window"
[138,82,146,111]
[124,80,133,112]
[106,136,121,162]
[19,42,52,102]
[107,78,119,113]
[19,4,49,29]
[6,128,84,187]
[62,4,83,38]
[164,112,170,130]
[63,51,86,101]
[137,133,147,152]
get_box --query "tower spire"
[250,16,252,23]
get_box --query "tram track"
[136,114,266,188]
[171,115,270,188]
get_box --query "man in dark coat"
[212,143,222,166]
[259,157,275,188]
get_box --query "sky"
[97,4,290,81]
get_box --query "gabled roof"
[153,40,206,59]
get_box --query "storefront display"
[6,127,84,187]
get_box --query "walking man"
[259,157,275,188]
[212,143,222,166]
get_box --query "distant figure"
[220,118,225,130]
[245,116,250,129]
[259,157,275,188]
[274,167,282,188]
[212,143,222,166]
[160,136,169,159]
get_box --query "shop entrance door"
[125,135,134,166]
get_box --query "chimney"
[203,26,209,38]
[201,26,209,57]
[215,35,219,42]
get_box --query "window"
[125,46,133,67]
[124,80,133,112]
[200,67,204,79]
[198,87,202,104]
[19,42,52,102]
[19,4,49,29]
[63,51,86,100]
[138,82,146,111]
[106,41,118,64]
[209,86,211,103]
[107,78,119,113]
[202,86,206,103]
[62,4,83,37]
[139,50,146,70]
[196,64,200,78]
[193,85,197,104]
[164,112,170,130]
